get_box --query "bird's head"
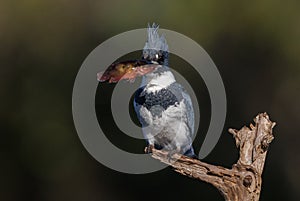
[97,23,168,83]
[142,23,169,65]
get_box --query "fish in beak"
[97,60,159,83]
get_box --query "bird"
[98,23,196,158]
[133,24,196,158]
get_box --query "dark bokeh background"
[1,0,300,200]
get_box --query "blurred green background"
[1,0,300,200]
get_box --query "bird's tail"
[184,147,198,159]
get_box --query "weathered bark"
[149,113,275,201]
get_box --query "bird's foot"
[167,150,177,163]
[144,144,154,154]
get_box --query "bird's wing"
[133,86,149,127]
[181,87,195,135]
[168,82,195,135]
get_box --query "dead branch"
[149,113,275,201]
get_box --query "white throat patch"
[144,71,176,93]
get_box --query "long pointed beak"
[97,60,159,83]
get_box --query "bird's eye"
[143,53,148,59]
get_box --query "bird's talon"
[167,151,176,162]
[145,144,154,154]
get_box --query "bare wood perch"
[148,113,275,201]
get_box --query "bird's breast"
[134,87,179,112]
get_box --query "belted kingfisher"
[98,23,196,158]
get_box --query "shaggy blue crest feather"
[143,23,168,52]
